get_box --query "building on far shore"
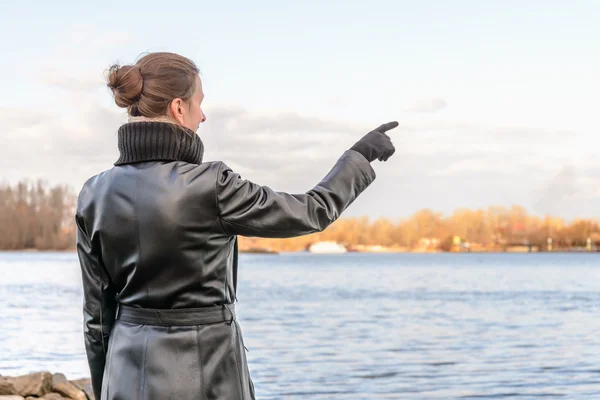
[307,241,348,253]
[350,244,407,253]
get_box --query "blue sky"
[1,1,599,220]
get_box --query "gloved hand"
[349,121,399,162]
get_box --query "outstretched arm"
[215,122,398,238]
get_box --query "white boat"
[308,241,347,254]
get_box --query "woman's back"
[78,123,236,309]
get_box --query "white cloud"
[0,108,51,130]
[20,24,135,96]
[406,98,448,113]
[41,68,106,93]
[58,24,136,50]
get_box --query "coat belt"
[116,303,236,326]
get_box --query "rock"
[69,379,93,400]
[71,382,92,400]
[0,378,18,395]
[0,374,93,400]
[40,394,68,400]
[51,374,87,400]
[10,372,52,397]
[12,374,49,397]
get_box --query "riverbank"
[0,373,93,399]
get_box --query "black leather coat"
[75,121,376,399]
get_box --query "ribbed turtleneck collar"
[114,121,204,166]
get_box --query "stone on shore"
[39,394,68,399]
[3,373,52,397]
[51,375,87,400]
[24,394,69,399]
[0,374,92,400]
[69,379,93,400]
[0,378,18,395]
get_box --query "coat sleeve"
[215,149,376,238]
[75,212,117,400]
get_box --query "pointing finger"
[376,121,399,133]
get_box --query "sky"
[1,0,599,220]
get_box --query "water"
[2,252,600,399]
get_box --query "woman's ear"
[168,98,185,125]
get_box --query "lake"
[1,252,600,399]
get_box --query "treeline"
[0,180,75,250]
[1,180,600,252]
[238,206,600,252]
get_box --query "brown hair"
[106,52,199,117]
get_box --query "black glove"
[350,121,399,162]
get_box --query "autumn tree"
[0,180,75,250]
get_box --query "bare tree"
[0,180,75,251]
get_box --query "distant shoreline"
[1,249,599,254]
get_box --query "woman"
[76,51,398,400]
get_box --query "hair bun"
[107,64,143,108]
